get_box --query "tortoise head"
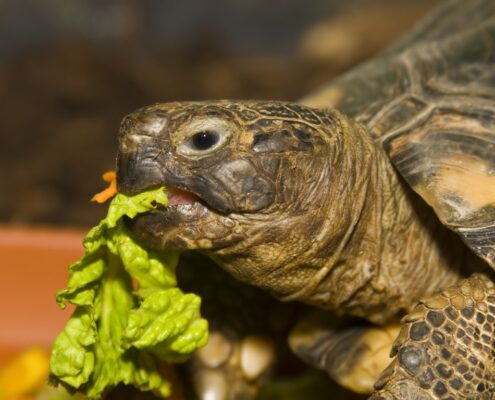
[117,100,369,300]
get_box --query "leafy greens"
[50,188,208,399]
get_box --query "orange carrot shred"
[91,170,117,203]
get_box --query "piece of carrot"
[91,171,117,203]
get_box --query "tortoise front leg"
[177,252,294,400]
[289,310,400,394]
[371,273,495,399]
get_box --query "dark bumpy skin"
[116,0,495,399]
[372,274,495,399]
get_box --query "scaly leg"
[371,273,495,399]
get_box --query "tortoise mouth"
[124,183,220,249]
[145,183,212,220]
[151,184,213,224]
[126,200,212,251]
[166,186,201,206]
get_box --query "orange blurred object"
[91,171,117,203]
[0,226,85,366]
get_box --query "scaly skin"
[372,274,495,399]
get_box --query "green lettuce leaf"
[124,289,208,362]
[50,188,208,399]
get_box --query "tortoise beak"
[116,146,165,195]
[116,111,169,195]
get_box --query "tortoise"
[116,0,495,398]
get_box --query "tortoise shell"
[303,0,495,267]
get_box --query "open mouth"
[140,185,211,223]
[150,184,212,219]
[166,186,201,206]
[127,183,237,251]
[125,185,204,239]
[126,184,216,250]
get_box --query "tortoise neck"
[323,121,465,323]
[274,115,465,324]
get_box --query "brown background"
[0,0,437,228]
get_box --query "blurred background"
[0,1,438,399]
[0,0,438,227]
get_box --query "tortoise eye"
[190,131,219,151]
[178,120,232,157]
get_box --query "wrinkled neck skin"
[210,115,465,325]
